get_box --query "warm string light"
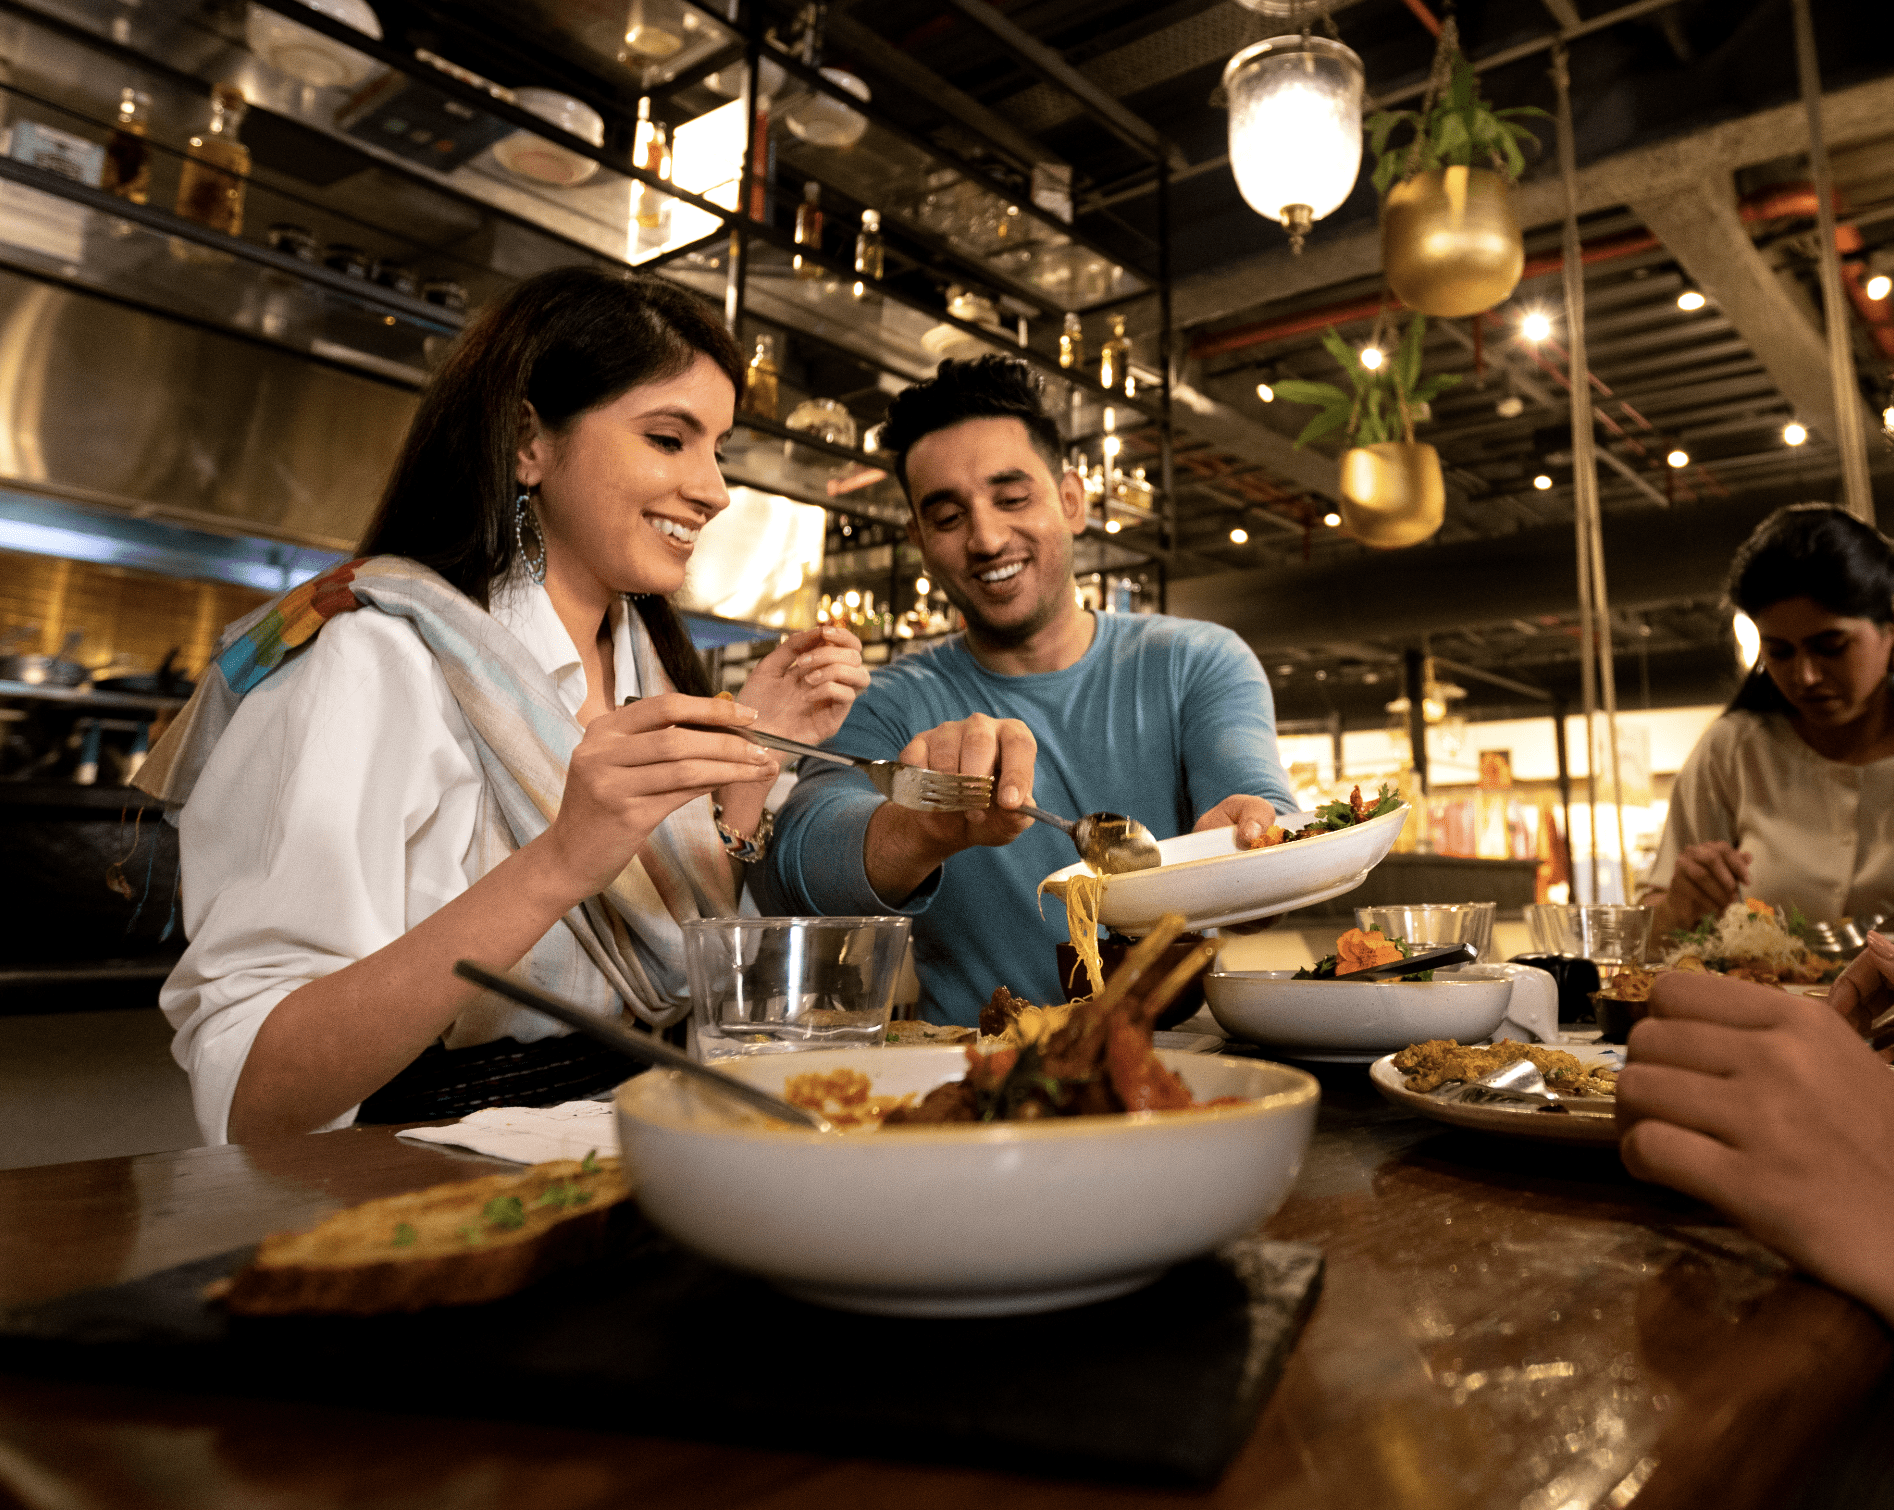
[1676,290,1706,311]
[1358,346,1384,370]
[1229,527,1249,544]
[1520,310,1552,342]
[1783,422,1808,447]
[1867,274,1892,303]
[1322,512,1341,527]
[1256,380,1275,402]
[1666,448,1690,469]
[1533,473,1554,490]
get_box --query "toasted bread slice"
[213,1157,631,1316]
[886,1018,976,1045]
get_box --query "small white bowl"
[491,88,606,188]
[246,0,382,89]
[1042,803,1409,934]
[614,1045,1318,1317]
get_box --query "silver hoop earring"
[514,487,546,585]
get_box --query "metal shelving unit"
[0,0,1174,633]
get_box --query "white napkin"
[395,1100,618,1165]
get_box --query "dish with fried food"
[1368,1046,1623,1146]
[1390,1038,1618,1098]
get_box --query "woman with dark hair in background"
[1641,503,1894,936]
[143,266,866,1144]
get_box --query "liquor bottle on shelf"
[172,85,250,264]
[1099,314,1131,394]
[101,86,151,205]
[741,334,779,420]
[852,208,882,298]
[1059,311,1083,371]
[632,97,671,240]
[793,180,824,280]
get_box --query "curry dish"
[1393,1039,1618,1098]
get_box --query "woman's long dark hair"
[1724,502,1894,715]
[357,265,743,698]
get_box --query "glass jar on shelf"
[741,333,779,420]
[171,84,250,264]
[633,96,672,243]
[793,180,823,280]
[1099,313,1131,395]
[1059,311,1083,371]
[101,86,150,205]
[852,208,882,299]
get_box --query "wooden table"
[0,1069,1887,1510]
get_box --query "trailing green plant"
[1271,313,1462,450]
[1367,47,1549,198]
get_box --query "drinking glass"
[1355,902,1497,961]
[1525,904,1652,974]
[683,916,911,1063]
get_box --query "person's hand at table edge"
[1617,970,1894,1329]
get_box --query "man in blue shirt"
[755,357,1296,1025]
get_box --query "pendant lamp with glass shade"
[1223,27,1364,254]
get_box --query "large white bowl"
[614,1045,1318,1317]
[1206,967,1509,1056]
[1041,803,1409,933]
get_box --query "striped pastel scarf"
[136,556,735,1034]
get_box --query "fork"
[625,700,992,813]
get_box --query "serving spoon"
[1012,802,1163,876]
[453,961,834,1132]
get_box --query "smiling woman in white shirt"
[146,267,867,1144]
[1642,504,1894,937]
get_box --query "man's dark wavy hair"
[881,356,1066,500]
[1724,502,1894,715]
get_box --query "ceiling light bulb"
[1520,311,1552,342]
[1256,381,1275,402]
[1102,435,1121,457]
[1223,35,1364,253]
[1322,511,1341,527]
[1104,519,1121,533]
[843,589,860,607]
[914,576,930,595]
[1884,405,1894,432]
[1869,275,1892,303]
[1783,422,1808,447]
[1667,448,1690,469]
[1533,473,1554,491]
[1359,346,1384,370]
[1495,394,1525,418]
[1733,610,1760,670]
[1229,527,1249,544]
[1677,290,1706,311]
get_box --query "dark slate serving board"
[0,1210,1322,1487]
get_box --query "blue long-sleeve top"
[753,612,1297,1026]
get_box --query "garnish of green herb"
[457,1224,484,1246]
[391,1222,417,1248]
[580,1150,599,1174]
[536,1182,572,1210]
[482,1195,526,1232]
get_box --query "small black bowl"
[1510,953,1602,1024]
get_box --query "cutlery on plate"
[1346,943,1478,981]
[624,698,991,813]
[452,960,834,1132]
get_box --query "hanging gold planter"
[1338,442,1446,549]
[1382,166,1524,318]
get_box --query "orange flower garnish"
[1745,897,1773,917]
[1336,927,1406,976]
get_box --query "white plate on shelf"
[1368,1053,1622,1146]
[1040,803,1409,934]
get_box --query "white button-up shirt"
[162,574,641,1145]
